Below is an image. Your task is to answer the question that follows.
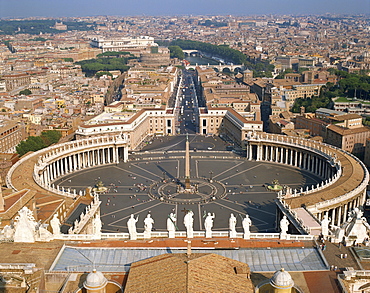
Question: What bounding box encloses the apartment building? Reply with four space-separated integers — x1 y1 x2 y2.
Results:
75 108 175 150
295 114 328 137
90 36 156 54
0 120 26 153
1 73 31 92
326 124 370 158
199 107 263 144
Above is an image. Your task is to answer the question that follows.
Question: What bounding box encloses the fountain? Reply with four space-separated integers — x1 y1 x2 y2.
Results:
267 179 283 191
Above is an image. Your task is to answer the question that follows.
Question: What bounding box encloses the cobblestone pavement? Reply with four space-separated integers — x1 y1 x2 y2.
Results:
55 134 322 234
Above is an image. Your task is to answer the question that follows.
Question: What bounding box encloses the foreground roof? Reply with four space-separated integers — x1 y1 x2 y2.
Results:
124 253 254 293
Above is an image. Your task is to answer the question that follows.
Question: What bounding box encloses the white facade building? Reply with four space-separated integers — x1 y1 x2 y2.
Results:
90 36 156 53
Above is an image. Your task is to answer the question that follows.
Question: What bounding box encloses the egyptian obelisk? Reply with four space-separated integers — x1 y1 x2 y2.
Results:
185 133 191 189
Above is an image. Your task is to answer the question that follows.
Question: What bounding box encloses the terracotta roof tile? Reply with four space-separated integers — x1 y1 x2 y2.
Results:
124 253 254 293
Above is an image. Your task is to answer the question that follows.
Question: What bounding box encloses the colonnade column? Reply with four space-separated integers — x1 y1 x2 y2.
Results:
275 147 278 163
256 145 261 161
265 145 268 161
53 162 57 180
285 149 289 164
123 146 129 162
269 146 273 162
337 206 342 226
87 151 91 167
331 208 336 226
92 150 96 166
77 153 81 170
115 146 119 164
343 204 348 223
69 156 73 172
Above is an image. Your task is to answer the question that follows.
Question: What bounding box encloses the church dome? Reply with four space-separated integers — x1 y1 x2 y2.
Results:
270 268 294 289
84 269 107 290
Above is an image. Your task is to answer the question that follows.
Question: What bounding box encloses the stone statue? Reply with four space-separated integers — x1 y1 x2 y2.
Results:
167 212 177 238
280 215 289 239
204 212 215 238
50 214 61 236
13 207 37 243
144 213 154 239
127 214 139 240
354 207 363 219
92 214 102 238
37 223 53 242
1 225 14 240
184 210 194 238
229 213 237 238
242 214 252 239
321 213 330 239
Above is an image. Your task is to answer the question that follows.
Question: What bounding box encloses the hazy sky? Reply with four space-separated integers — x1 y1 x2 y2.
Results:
0 0 369 18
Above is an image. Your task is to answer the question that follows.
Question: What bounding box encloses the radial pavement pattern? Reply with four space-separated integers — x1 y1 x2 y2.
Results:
55 135 321 233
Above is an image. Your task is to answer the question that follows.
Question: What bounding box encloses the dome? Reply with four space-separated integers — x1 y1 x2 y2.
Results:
84 269 108 290
270 268 294 289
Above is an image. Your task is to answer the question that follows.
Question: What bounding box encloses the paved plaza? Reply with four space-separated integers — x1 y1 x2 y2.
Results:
56 134 322 234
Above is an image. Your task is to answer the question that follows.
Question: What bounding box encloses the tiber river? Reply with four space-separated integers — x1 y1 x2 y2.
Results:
184 56 219 65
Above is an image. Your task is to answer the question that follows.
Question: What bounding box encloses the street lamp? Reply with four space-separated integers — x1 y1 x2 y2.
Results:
163 172 166 181
209 171 213 182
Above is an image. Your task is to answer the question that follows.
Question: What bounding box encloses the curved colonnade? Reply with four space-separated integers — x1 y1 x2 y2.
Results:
5 132 369 237
6 135 129 198
245 133 369 230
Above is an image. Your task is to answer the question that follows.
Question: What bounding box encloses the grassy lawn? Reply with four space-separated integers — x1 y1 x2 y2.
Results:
334 96 351 102
334 96 370 105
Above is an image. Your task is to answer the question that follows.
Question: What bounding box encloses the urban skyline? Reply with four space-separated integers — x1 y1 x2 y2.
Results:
0 0 369 18
0 0 370 291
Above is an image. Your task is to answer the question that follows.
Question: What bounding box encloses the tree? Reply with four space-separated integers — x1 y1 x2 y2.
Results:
41 130 62 146
16 130 61 157
16 136 45 156
76 55 135 77
96 71 113 78
275 68 293 79
168 46 184 59
19 89 32 95
291 95 331 113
